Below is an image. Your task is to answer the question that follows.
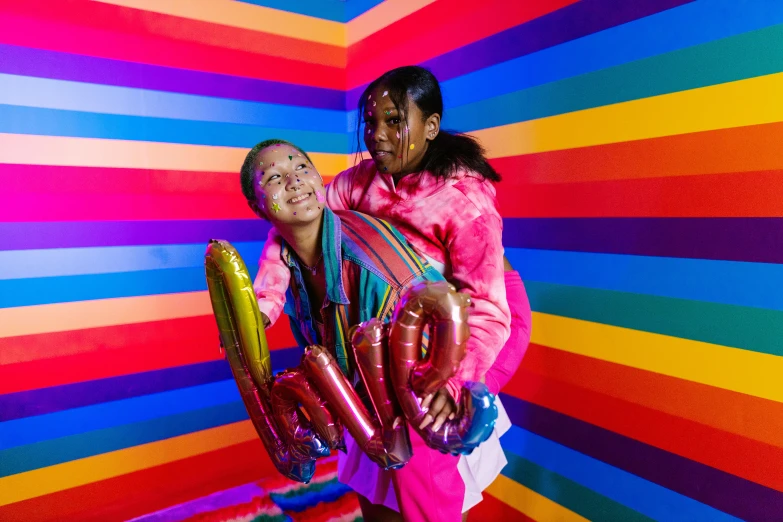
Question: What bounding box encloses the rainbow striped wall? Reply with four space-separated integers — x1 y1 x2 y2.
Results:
1 0 782 520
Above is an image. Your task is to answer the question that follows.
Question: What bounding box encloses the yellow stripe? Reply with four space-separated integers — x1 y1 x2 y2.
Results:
346 0 436 46
486 474 589 522
475 71 783 158
0 134 348 177
91 0 345 47
0 291 212 338
0 420 257 506
532 312 783 404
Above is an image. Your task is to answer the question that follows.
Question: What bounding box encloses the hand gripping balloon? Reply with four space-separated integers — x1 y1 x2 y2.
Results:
205 239 326 482
388 282 498 455
301 344 411 469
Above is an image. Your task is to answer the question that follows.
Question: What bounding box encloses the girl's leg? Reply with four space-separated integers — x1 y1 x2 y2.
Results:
391 425 464 522
358 494 404 522
484 270 531 395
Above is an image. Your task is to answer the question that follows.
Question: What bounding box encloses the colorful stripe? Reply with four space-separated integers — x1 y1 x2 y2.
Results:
2 0 779 519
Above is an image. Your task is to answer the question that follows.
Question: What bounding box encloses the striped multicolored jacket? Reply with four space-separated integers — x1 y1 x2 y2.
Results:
281 208 443 378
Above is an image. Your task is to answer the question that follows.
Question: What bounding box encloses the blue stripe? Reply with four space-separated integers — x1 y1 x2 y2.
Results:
0 242 265 280
439 0 783 109
0 73 349 132
506 248 783 311
235 0 382 22
0 104 349 153
235 0 346 22
500 425 741 522
0 402 249 477
0 267 219 308
0 380 240 450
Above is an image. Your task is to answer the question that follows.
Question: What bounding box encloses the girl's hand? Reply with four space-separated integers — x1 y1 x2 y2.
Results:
418 388 457 431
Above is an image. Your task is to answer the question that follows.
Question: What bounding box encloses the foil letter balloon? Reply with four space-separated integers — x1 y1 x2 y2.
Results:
205 239 318 482
350 319 412 468
301 345 410 469
388 282 498 455
270 368 344 460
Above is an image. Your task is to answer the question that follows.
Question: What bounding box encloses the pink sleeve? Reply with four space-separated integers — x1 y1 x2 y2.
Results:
484 271 532 395
445 213 511 399
253 227 291 326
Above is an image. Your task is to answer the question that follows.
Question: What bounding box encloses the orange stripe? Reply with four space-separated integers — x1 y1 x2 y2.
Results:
0 439 272 521
519 344 783 449
0 292 212 338
491 121 783 184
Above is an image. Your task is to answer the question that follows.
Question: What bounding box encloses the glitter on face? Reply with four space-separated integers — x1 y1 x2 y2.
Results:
409 143 415 150
382 91 388 97
396 131 400 139
273 194 278 200
316 191 325 203
271 202 280 213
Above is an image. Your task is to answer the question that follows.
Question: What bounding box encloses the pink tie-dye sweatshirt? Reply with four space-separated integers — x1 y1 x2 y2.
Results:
254 159 511 398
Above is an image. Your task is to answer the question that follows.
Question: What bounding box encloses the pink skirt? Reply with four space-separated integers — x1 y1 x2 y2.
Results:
337 396 511 513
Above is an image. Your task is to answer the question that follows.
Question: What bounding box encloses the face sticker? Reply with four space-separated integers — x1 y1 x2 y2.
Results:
316 191 325 203
271 202 280 213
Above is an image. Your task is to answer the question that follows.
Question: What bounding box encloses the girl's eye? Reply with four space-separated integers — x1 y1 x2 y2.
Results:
295 163 307 170
389 118 400 125
266 174 280 183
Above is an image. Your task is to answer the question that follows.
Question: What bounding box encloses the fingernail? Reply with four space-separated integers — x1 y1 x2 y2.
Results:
432 421 442 431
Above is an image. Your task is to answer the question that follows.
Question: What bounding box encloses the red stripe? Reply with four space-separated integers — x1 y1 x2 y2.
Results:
0 5 343 90
467 491 533 522
505 366 783 492
0 0 343 67
0 439 274 522
0 317 297 393
517 344 783 450
346 0 577 89
491 121 783 185
497 169 783 218
0 164 238 195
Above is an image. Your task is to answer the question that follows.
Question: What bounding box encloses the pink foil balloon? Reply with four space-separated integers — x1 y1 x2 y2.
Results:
389 281 497 454
302 345 410 469
270 368 345 460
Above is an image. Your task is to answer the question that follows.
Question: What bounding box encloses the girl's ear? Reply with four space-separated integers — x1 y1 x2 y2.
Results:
248 200 267 220
425 113 441 141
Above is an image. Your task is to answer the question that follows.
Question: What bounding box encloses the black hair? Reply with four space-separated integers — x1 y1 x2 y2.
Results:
240 138 313 204
356 65 501 182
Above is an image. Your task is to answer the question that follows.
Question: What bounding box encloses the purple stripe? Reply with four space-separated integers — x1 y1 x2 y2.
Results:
503 218 783 264
501 394 783 521
0 361 230 421
0 44 345 111
0 348 301 421
0 220 270 250
346 0 694 107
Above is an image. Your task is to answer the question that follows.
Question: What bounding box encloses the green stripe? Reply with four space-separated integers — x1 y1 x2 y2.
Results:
456 22 783 129
527 280 783 357
502 451 654 522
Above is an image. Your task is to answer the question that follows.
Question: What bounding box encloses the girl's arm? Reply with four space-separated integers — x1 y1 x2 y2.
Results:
253 227 291 326
445 213 511 399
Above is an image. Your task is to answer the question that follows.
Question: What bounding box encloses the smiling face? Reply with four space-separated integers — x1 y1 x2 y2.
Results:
363 84 440 176
249 144 326 228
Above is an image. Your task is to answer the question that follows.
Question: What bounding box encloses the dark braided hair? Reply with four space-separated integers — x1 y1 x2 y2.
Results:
356 66 501 182
240 138 313 204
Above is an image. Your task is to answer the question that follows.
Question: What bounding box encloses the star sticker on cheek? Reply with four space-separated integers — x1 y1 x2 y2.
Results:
271 202 280 213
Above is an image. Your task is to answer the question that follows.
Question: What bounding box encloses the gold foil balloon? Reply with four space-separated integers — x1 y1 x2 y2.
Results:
205 239 315 482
